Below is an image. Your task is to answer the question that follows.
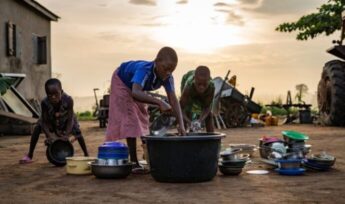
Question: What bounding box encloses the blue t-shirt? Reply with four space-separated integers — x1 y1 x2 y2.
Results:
117 60 174 92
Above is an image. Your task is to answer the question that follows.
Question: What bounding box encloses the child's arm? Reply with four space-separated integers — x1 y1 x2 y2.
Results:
198 87 215 122
167 91 186 136
179 86 192 125
132 84 171 112
64 97 74 138
40 102 54 140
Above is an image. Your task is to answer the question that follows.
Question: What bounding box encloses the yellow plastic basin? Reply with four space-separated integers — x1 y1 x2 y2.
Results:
66 156 97 175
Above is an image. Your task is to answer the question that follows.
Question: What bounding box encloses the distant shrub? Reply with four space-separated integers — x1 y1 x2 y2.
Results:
261 106 287 116
77 111 95 121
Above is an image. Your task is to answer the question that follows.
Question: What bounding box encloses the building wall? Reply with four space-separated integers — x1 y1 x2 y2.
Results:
0 0 52 100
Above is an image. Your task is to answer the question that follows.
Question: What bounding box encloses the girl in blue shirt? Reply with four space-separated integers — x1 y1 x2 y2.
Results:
106 47 186 172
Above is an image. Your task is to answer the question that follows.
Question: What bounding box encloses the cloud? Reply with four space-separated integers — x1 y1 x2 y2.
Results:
176 0 188 4
215 9 245 26
96 32 124 41
97 3 108 7
215 0 323 15
140 22 168 27
214 2 244 26
129 0 156 6
214 2 232 7
150 15 167 20
226 11 245 26
237 0 261 5
250 0 325 14
215 9 230 13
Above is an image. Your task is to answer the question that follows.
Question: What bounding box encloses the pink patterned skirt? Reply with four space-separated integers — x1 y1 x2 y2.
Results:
105 69 149 141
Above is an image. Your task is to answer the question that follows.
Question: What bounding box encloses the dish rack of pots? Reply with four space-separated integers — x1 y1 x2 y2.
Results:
259 130 336 175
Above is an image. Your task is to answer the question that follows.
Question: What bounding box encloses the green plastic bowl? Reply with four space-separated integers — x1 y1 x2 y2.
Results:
282 130 309 141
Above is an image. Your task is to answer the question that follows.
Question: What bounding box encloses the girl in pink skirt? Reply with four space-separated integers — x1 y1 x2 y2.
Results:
106 47 186 172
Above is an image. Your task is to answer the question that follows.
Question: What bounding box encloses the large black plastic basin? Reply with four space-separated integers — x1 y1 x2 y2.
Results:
143 133 225 183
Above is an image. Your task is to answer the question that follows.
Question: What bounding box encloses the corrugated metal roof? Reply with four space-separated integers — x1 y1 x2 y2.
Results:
16 0 60 21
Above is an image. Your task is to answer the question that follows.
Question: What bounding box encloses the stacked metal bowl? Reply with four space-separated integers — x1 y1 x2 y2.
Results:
218 148 247 176
275 159 305 176
229 144 257 157
90 142 132 179
303 153 336 171
282 130 311 158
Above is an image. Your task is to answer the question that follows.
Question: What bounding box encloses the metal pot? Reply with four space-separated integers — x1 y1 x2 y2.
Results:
91 162 132 179
66 156 97 175
221 158 247 168
220 148 242 160
218 164 242 176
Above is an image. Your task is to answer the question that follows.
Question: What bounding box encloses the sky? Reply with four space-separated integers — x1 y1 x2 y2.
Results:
39 0 337 106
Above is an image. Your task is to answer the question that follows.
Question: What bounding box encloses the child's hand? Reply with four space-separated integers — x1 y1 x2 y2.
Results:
60 134 69 141
70 136 77 143
178 126 186 136
184 122 191 132
159 100 172 113
55 130 63 138
191 120 202 132
44 137 54 146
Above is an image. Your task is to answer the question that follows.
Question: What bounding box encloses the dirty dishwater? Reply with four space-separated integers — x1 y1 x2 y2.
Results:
150 114 175 136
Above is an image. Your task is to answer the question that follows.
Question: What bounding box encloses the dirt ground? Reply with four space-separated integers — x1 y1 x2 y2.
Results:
0 121 344 204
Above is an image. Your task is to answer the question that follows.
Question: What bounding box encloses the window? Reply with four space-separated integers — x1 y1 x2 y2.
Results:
33 35 47 64
6 21 16 57
37 36 47 64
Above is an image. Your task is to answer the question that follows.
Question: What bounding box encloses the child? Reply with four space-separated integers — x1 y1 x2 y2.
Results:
180 66 215 132
19 78 89 164
106 47 186 172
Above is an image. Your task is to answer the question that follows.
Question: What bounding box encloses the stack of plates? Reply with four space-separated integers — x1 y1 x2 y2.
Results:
219 158 247 176
275 168 305 176
275 159 305 176
303 155 336 171
276 159 302 169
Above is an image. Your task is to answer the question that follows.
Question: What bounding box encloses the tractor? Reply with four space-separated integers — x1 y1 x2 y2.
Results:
317 11 345 126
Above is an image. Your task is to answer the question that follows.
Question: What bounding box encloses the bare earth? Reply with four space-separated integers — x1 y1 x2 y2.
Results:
0 121 344 204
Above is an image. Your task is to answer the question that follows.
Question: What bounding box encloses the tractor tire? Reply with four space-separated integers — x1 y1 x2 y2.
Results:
223 102 249 128
317 60 345 126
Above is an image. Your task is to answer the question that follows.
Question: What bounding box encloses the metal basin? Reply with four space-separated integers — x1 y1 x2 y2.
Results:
91 162 132 179
46 140 74 167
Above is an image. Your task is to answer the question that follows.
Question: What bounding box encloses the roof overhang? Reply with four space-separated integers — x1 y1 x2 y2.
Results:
16 0 60 21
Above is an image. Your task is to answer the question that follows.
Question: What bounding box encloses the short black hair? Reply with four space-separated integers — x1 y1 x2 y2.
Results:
45 78 62 91
195 65 211 78
155 46 178 65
